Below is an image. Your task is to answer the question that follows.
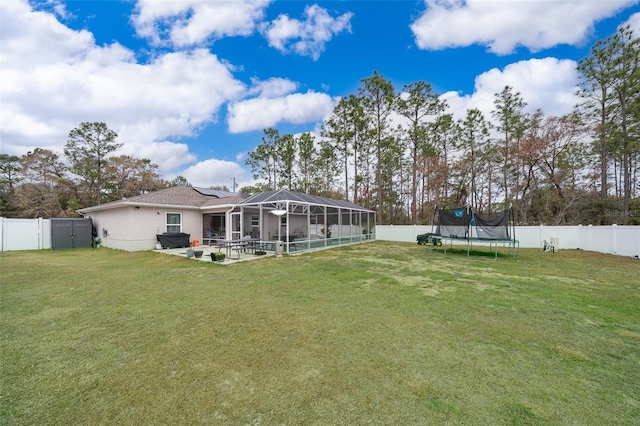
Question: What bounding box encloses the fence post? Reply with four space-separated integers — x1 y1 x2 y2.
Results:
38 217 43 250
577 224 582 250
612 224 617 254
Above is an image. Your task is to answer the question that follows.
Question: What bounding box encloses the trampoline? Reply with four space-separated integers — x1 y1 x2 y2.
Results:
417 207 519 258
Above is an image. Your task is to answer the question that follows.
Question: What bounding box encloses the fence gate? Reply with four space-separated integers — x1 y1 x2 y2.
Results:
51 218 94 250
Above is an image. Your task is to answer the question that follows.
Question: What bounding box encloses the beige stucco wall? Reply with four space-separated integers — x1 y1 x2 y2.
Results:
86 206 203 251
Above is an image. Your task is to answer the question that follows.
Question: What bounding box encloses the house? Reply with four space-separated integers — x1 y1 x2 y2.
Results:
78 186 376 253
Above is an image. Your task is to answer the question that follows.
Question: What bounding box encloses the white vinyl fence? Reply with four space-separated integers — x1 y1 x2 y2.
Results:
3 217 639 258
376 224 640 258
1 217 52 251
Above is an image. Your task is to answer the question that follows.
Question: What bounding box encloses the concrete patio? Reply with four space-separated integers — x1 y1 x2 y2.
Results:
154 244 276 265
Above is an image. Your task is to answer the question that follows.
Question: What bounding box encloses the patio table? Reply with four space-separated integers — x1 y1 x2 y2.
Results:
214 238 262 259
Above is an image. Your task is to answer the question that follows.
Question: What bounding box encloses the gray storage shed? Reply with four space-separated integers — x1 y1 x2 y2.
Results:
51 218 94 250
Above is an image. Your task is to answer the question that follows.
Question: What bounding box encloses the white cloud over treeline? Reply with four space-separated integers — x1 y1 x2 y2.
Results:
411 0 638 54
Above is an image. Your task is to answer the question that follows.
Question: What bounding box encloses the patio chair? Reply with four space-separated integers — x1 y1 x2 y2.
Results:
205 230 216 245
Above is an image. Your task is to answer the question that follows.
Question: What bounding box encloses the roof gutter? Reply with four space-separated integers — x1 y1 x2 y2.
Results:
79 201 241 215
78 201 205 214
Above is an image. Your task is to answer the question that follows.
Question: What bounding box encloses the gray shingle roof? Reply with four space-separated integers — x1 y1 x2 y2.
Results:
79 187 369 214
125 186 211 206
124 186 243 207
78 186 244 213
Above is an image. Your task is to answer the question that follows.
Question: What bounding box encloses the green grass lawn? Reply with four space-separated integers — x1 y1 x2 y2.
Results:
1 242 639 425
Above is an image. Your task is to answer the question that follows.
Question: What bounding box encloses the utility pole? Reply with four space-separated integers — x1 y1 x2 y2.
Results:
231 177 237 193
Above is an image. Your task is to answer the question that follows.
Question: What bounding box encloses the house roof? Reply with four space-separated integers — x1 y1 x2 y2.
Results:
78 187 372 214
240 189 373 212
78 186 245 213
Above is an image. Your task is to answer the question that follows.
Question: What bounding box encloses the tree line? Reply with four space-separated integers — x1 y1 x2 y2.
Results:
0 122 181 218
1 27 637 225
245 26 639 225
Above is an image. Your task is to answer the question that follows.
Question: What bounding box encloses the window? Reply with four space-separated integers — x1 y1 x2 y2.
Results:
166 213 182 233
251 215 259 227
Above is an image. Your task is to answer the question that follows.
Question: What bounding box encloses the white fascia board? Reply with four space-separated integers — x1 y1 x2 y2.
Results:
78 201 202 214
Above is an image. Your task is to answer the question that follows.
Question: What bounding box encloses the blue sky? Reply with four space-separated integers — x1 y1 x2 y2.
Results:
1 0 639 189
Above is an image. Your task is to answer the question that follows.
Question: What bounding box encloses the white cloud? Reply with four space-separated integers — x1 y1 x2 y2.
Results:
0 0 245 172
180 158 248 188
262 4 353 60
247 77 298 97
441 57 580 123
126 141 197 172
227 91 335 133
1 0 95 69
411 0 637 54
133 0 272 47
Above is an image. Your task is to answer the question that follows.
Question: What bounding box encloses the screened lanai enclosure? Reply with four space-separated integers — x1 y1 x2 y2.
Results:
228 190 375 254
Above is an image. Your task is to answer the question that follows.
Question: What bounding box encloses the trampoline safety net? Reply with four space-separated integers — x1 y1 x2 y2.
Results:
436 207 511 241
